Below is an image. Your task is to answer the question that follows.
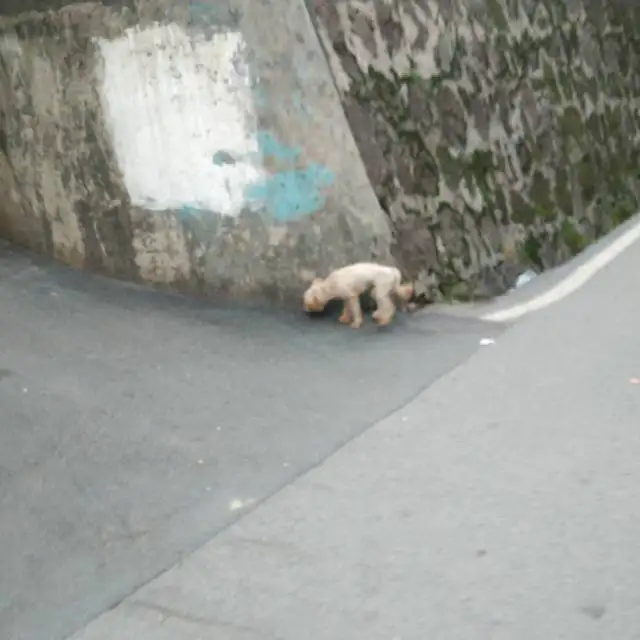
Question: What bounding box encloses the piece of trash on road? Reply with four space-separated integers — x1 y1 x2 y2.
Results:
514 269 537 289
629 377 640 385
479 338 495 346
229 498 255 512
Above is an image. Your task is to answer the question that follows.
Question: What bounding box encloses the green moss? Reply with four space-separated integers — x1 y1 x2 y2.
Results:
584 112 608 146
494 189 509 226
542 59 561 101
440 279 473 302
485 0 509 31
558 106 584 139
554 167 573 214
436 146 463 189
600 186 637 227
560 218 587 255
530 171 556 218
556 68 576 99
511 192 536 225
602 104 627 145
575 155 598 202
465 149 494 184
521 234 544 270
411 159 440 198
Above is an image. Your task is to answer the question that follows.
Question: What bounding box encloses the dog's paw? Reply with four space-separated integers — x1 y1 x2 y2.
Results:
338 311 351 324
373 312 393 326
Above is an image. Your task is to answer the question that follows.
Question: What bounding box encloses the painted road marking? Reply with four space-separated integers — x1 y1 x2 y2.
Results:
482 215 640 322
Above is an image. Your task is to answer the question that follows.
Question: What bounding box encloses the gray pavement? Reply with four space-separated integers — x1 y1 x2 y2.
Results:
0 242 503 640
67 234 640 639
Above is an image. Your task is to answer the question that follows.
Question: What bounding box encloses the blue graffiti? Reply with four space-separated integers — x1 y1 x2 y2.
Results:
188 3 212 12
178 205 210 217
251 85 268 109
187 0 242 31
241 130 334 221
244 164 334 221
255 131 300 163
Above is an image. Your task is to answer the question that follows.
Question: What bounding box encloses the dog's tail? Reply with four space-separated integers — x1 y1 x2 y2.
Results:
394 282 414 302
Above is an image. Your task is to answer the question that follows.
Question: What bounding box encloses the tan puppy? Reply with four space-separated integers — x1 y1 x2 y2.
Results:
303 262 413 328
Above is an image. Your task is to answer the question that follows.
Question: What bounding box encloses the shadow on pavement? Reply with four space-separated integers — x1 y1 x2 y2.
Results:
0 244 503 640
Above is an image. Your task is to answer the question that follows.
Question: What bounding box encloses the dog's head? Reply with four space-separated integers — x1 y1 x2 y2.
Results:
303 278 328 312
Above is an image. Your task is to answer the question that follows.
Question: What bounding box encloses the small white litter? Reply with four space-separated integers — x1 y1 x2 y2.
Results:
514 269 537 289
229 498 255 512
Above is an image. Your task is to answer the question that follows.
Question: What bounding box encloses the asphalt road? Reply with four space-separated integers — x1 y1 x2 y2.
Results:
71 228 640 640
0 243 503 640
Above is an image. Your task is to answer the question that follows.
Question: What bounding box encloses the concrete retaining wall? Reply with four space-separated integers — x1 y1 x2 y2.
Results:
0 0 391 304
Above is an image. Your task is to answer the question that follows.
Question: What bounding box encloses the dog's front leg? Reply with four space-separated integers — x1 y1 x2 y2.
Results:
338 300 352 324
372 292 396 326
346 296 363 328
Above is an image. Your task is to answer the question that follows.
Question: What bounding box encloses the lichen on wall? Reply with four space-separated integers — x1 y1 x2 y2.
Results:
310 0 640 300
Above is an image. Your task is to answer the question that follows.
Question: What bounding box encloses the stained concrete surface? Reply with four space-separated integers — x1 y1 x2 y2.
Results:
0 242 503 640
0 0 390 303
71 226 640 640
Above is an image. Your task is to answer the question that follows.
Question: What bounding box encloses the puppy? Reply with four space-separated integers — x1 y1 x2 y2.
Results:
303 262 413 328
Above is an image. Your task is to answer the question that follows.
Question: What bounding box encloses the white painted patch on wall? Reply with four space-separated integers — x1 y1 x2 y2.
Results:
95 24 263 216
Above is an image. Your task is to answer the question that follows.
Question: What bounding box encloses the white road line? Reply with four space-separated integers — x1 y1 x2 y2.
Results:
482 215 640 323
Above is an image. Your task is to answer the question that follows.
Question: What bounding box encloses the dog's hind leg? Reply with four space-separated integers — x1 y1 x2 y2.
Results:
346 296 363 328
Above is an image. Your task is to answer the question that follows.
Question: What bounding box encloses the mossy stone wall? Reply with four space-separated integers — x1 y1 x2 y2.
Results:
310 0 640 300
